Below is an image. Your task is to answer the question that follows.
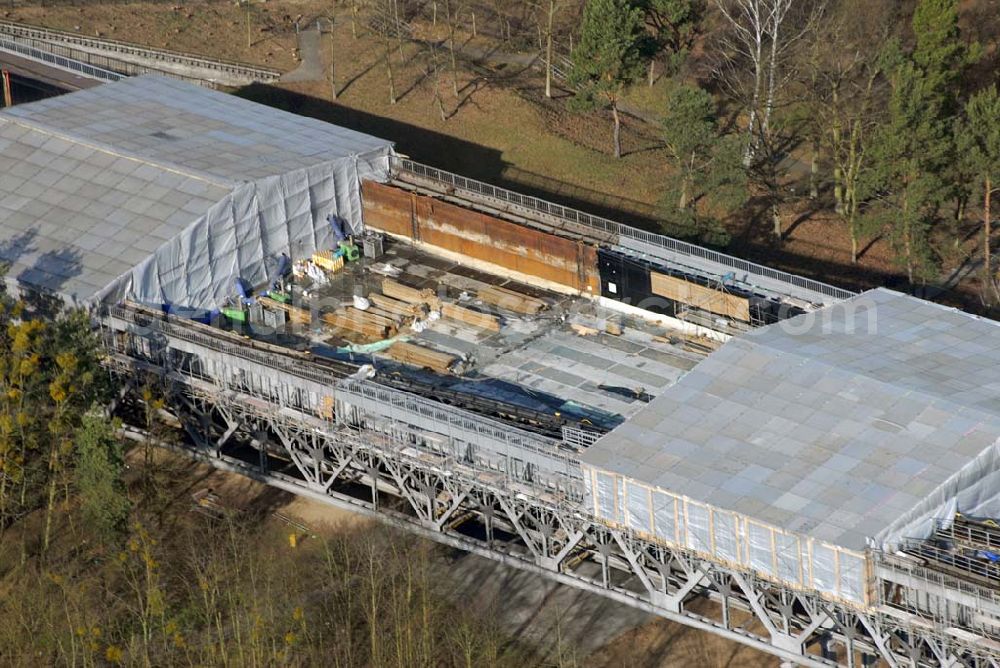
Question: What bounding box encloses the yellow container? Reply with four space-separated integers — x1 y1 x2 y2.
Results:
312 250 345 273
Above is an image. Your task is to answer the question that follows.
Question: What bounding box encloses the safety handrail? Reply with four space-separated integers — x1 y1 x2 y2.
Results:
0 19 281 81
392 157 855 303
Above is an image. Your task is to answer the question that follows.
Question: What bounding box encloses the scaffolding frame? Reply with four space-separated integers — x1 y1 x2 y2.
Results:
102 304 1000 668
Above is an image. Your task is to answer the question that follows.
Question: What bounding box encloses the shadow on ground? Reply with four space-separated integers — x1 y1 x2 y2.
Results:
236 84 986 313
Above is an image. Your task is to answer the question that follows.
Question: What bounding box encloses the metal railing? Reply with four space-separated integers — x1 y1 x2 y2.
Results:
900 538 1000 586
392 157 856 303
0 36 123 83
106 305 338 388
0 35 218 88
876 550 1000 639
936 517 1000 551
337 377 582 478
0 20 281 82
561 425 602 449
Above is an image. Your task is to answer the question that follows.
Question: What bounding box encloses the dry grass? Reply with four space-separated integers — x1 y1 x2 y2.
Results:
3 1 989 303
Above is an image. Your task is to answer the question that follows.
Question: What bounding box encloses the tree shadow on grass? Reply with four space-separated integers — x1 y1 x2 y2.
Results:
237 84 985 308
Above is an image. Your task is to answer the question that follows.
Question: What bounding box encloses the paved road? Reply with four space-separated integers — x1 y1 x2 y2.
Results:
281 28 324 83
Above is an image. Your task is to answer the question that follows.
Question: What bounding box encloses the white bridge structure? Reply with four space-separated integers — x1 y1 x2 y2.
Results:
2 76 999 667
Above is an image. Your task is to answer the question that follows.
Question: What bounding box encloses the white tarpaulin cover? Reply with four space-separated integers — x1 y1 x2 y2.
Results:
581 289 1000 607
0 75 393 308
583 466 870 606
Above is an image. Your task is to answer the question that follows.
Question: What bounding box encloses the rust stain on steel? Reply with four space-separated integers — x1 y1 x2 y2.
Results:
362 181 602 292
361 181 413 236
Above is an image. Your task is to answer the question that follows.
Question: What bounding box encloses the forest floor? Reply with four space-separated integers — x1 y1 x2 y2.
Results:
5 0 983 313
146 447 774 667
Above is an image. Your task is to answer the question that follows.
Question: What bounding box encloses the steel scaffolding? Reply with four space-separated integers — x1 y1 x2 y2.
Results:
102 304 1000 668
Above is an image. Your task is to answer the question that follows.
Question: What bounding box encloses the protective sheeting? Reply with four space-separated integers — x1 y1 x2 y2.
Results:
0 75 394 307
626 480 652 534
652 491 677 543
584 466 869 607
97 153 391 308
582 289 1000 560
873 439 1000 551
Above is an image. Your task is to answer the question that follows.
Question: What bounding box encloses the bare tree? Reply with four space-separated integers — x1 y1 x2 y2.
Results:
444 0 462 97
373 0 398 104
542 0 562 98
714 0 821 165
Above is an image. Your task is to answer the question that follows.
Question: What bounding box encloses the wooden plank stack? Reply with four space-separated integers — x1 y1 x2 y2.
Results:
322 307 396 339
369 292 424 319
312 250 345 274
386 341 456 374
441 302 501 332
381 278 440 310
476 285 547 315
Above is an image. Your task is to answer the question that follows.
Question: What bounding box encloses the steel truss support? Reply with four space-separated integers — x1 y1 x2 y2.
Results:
103 331 1000 668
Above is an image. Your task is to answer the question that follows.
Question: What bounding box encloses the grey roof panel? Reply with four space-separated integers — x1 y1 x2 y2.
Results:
583 289 1000 550
0 76 392 304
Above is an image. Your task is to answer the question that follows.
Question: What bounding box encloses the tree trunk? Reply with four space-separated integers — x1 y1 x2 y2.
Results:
446 0 459 97
393 0 405 61
762 2 784 140
611 103 622 159
985 177 994 303
432 50 447 121
744 35 763 166
772 200 781 240
544 0 555 99
831 85 844 215
648 58 655 87
809 138 819 199
42 445 59 552
351 0 358 39
847 181 859 264
384 39 397 104
329 17 337 101
903 190 913 284
245 2 252 48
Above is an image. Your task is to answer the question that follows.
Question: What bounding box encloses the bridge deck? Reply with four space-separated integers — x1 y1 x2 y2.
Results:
0 49 102 92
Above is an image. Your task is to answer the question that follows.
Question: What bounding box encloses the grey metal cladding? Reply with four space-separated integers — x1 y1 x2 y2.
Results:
583 289 1000 551
0 75 394 306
